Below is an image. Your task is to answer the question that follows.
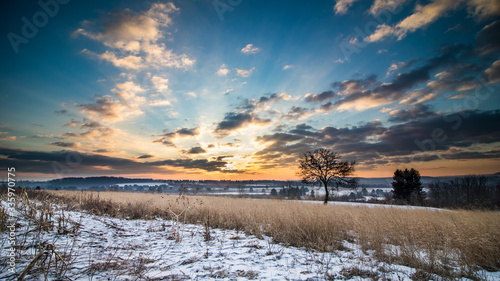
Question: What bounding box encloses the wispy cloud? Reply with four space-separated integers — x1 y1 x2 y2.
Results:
334 0 360 15
369 0 408 15
0 136 17 141
235 67 255 77
365 0 500 43
241 44 260 54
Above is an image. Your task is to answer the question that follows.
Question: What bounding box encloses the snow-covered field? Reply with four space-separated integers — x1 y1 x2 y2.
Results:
1 199 499 280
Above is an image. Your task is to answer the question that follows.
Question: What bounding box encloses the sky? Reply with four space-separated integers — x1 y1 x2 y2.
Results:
0 0 499 181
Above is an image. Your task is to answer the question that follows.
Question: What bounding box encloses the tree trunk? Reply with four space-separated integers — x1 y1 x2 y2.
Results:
323 181 329 205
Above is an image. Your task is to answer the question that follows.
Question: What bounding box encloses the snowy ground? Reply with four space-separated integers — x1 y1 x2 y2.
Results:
1 200 499 280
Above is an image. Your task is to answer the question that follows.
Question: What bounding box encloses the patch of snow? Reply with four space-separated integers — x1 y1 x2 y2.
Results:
1 200 498 280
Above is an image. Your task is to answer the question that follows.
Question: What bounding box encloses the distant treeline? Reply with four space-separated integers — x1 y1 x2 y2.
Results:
428 175 500 208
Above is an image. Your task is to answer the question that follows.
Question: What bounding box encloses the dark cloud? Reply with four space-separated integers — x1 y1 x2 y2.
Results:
78 96 119 119
175 127 199 136
251 110 500 166
185 146 207 154
214 93 289 136
328 45 472 111
237 93 289 112
220 169 247 174
153 127 200 147
258 93 287 104
255 133 304 143
54 110 69 115
304 91 336 102
214 112 271 136
284 106 309 119
485 59 500 84
442 150 500 160
0 147 157 175
337 110 500 158
331 75 377 91
289 123 319 137
319 121 385 147
388 104 437 123
213 155 232 161
0 147 231 175
476 20 500 56
138 154 154 159
377 66 432 96
149 158 227 172
48 142 80 148
62 120 115 139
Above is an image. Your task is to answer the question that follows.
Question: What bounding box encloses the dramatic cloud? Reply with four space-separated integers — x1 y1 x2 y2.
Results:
0 147 163 175
251 110 500 167
328 45 471 111
75 3 194 70
241 44 260 54
0 147 229 174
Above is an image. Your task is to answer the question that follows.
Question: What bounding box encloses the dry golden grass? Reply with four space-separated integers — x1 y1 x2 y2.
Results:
45 190 500 278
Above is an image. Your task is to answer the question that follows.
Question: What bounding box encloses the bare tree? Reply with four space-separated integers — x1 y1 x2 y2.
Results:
297 148 356 204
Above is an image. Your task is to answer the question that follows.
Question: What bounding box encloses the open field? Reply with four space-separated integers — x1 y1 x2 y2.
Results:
40 190 500 278
2 189 500 280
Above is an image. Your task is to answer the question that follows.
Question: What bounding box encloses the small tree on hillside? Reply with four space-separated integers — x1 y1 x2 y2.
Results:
391 168 424 204
297 148 356 204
